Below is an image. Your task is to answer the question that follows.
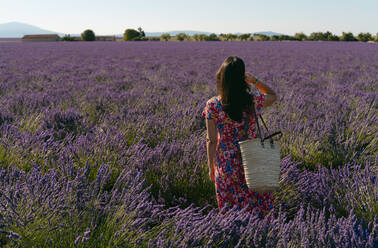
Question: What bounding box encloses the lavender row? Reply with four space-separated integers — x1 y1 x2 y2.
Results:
0 155 375 247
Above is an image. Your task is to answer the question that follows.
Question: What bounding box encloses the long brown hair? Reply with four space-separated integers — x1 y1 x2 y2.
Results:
216 56 253 123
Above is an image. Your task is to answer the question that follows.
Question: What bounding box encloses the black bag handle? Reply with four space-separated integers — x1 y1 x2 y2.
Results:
243 94 282 145
258 110 282 143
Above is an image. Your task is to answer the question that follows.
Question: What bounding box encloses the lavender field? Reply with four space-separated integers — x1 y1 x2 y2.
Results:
0 41 376 247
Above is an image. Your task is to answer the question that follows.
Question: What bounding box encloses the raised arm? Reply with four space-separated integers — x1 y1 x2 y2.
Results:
245 73 278 108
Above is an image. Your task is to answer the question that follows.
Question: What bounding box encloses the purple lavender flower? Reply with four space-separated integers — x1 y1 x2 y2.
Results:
0 41 376 247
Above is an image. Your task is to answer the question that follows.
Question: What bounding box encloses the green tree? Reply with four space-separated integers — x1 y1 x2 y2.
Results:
340 32 357 41
324 31 332 40
238 33 251 41
278 34 295 41
160 33 171 41
137 27 145 37
61 34 75 41
176 33 188 41
323 31 339 41
134 27 148 41
198 34 208 41
148 37 160 41
357 32 373 42
218 33 226 40
374 33 378 42
123 29 140 41
328 34 339 41
309 32 327 41
294 32 307 41
253 34 269 41
206 33 220 41
270 35 280 41
192 34 200 41
329 35 340 41
225 33 238 41
81 29 95 41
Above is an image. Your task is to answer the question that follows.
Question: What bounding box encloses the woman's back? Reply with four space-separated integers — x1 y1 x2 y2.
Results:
202 90 274 216
203 91 265 144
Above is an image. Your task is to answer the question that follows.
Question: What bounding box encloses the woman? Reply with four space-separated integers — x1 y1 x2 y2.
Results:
202 56 278 217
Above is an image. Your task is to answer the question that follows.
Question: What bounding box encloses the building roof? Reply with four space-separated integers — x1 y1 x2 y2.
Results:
22 34 60 39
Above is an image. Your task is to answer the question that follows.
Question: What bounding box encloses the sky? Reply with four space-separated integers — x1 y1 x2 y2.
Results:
1 0 377 36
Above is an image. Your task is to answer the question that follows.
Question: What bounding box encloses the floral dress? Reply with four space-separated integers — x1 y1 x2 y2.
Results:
202 90 274 217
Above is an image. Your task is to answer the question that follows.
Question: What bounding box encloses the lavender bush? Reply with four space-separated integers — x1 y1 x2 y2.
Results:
0 41 376 247
41 108 86 140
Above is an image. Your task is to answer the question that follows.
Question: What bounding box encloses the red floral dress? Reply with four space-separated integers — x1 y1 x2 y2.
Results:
202 90 274 217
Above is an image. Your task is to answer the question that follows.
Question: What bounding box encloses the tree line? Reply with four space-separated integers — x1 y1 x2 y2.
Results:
62 28 378 42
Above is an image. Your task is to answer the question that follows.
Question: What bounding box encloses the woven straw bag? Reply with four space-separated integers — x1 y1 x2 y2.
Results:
238 98 282 193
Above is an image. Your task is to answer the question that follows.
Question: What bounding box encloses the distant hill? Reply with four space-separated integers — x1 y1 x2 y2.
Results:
251 31 285 36
0 22 65 38
0 22 287 38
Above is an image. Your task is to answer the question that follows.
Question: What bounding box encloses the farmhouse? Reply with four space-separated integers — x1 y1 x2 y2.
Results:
22 34 60 42
96 36 116 41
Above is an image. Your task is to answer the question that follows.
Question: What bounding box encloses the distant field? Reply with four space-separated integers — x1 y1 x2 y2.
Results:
0 41 376 247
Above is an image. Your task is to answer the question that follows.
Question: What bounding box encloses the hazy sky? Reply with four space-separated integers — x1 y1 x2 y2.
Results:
1 0 377 35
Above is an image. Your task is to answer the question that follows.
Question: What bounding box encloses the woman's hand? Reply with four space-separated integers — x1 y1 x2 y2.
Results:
245 74 278 108
245 72 257 85
209 166 215 182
